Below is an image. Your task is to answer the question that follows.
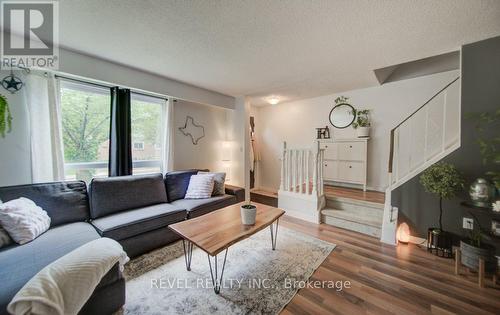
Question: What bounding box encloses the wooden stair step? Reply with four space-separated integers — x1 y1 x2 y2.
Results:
322 209 383 228
321 208 382 238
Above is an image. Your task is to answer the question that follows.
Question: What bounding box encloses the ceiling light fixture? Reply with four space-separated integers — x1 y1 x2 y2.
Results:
268 97 279 105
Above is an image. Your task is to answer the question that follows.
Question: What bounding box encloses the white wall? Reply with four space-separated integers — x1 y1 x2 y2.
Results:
254 70 460 192
173 100 231 177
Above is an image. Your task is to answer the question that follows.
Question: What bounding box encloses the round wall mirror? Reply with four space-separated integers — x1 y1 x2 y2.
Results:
329 103 356 129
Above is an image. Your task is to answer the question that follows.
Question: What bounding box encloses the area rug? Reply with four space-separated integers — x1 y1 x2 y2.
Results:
122 226 335 315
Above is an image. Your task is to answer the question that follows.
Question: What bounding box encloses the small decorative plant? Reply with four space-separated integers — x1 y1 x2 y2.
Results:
464 212 493 248
334 95 349 105
467 109 500 190
240 202 257 225
420 162 464 232
0 94 12 138
241 202 256 209
351 109 371 129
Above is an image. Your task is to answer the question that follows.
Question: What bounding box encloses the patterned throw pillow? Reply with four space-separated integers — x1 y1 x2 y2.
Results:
0 197 51 244
198 171 226 196
184 174 215 199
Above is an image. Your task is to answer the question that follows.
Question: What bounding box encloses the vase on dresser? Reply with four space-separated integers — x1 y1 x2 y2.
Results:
320 138 368 191
356 126 370 138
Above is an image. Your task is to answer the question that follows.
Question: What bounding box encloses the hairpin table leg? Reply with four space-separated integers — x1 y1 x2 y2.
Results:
182 239 193 271
270 219 280 250
207 249 228 294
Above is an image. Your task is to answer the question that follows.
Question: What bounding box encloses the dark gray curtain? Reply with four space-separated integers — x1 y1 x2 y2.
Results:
108 87 132 176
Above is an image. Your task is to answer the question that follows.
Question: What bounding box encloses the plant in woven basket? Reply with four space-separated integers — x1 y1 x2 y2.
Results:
420 162 464 232
0 94 12 138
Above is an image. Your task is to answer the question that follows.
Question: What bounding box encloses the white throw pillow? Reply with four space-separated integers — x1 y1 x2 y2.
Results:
198 171 226 196
185 174 215 199
0 197 51 244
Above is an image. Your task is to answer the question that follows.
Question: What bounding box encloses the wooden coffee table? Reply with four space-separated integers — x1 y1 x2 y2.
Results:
169 202 285 294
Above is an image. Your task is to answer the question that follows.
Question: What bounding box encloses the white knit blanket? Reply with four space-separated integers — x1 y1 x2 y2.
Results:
7 238 129 315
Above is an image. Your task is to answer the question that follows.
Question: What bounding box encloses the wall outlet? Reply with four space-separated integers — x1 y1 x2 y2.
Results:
463 217 474 230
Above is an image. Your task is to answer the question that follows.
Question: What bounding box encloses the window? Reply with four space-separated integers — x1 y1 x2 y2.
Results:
131 93 164 175
60 80 110 182
59 78 166 180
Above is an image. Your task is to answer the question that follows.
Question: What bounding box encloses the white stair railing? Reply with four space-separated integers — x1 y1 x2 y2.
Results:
381 76 461 245
389 76 461 190
280 141 324 197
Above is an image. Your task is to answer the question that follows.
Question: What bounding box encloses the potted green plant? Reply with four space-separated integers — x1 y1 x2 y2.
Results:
460 213 496 272
467 109 500 194
351 109 371 138
0 94 12 138
240 202 257 225
420 162 464 257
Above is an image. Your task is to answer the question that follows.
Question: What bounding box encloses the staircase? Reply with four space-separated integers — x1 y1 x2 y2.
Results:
277 76 461 242
321 194 384 237
381 76 462 244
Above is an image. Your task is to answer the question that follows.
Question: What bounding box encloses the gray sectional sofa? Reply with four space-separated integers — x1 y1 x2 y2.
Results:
0 170 244 315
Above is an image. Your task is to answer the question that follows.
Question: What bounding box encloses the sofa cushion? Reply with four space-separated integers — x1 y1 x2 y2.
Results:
164 169 208 202
0 222 103 312
170 194 237 218
89 174 168 219
0 181 89 227
90 203 187 241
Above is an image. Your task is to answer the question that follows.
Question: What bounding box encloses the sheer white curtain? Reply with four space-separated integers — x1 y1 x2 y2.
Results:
26 71 65 182
161 98 174 173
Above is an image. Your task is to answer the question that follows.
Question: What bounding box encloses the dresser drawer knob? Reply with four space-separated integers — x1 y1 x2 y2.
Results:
349 165 352 168
349 145 352 148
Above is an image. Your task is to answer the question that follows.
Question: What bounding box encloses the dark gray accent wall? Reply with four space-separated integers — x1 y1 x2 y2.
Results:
392 36 500 252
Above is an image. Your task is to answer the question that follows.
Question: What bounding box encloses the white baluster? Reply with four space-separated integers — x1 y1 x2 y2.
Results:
320 150 324 195
287 149 291 192
290 150 295 191
312 146 318 196
293 149 299 192
305 150 310 195
299 150 303 194
280 142 286 191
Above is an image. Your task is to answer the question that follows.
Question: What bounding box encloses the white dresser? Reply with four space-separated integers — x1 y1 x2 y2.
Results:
319 138 369 191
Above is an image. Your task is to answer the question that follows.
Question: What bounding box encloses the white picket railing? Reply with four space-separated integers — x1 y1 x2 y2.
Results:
279 141 324 197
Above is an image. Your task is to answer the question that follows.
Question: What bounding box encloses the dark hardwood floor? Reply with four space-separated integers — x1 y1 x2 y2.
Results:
281 215 500 315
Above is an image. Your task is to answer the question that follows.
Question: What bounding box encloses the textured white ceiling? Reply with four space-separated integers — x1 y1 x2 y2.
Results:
58 0 500 105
